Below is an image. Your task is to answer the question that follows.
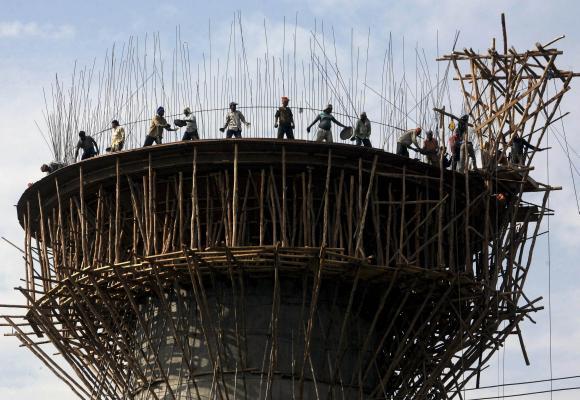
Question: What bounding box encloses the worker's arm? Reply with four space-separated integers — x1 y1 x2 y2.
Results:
220 114 230 132
522 138 541 151
289 109 295 128
74 147 80 161
331 116 346 129
239 111 250 126
306 115 320 133
274 109 280 128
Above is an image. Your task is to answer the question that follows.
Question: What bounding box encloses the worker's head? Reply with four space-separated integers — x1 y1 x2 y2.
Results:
40 164 49 172
324 104 333 113
281 96 289 106
229 102 237 111
157 106 165 116
460 114 469 121
360 112 367 120
426 130 433 140
183 107 192 115
111 120 119 128
79 130 86 139
415 127 422 135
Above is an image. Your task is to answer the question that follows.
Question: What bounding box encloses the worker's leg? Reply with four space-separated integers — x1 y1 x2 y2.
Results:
363 138 372 148
396 143 409 157
234 130 242 138
143 135 155 147
192 130 200 140
468 143 477 169
226 129 235 139
356 138 362 146
285 126 295 139
326 130 333 143
316 129 326 142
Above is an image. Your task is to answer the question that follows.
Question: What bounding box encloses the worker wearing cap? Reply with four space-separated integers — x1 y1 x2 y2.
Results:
144 106 177 147
274 96 295 139
109 120 125 152
220 102 250 138
396 127 422 157
353 112 372 147
182 107 199 141
306 104 346 143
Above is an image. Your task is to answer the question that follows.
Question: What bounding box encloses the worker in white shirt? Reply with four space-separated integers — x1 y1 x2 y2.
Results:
108 120 125 152
396 127 422 157
219 102 250 138
181 107 199 140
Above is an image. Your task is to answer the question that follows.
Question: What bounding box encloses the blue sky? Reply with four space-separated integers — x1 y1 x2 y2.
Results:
1 1 580 399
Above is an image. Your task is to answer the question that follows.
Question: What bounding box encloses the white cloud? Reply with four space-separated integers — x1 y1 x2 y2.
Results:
0 21 75 40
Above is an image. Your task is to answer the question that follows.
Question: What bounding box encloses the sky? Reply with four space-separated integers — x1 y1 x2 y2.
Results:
1 1 580 399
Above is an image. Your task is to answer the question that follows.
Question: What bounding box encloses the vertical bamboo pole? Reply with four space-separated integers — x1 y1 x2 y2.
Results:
190 147 198 249
281 146 287 246
114 158 121 263
232 144 239 246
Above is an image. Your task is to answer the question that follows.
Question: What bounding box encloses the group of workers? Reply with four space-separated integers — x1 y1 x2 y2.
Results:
40 97 543 175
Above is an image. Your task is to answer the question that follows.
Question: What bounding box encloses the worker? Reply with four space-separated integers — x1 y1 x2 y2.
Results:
353 112 372 147
107 120 125 152
450 115 469 170
274 96 295 139
448 130 460 170
182 107 199 140
306 104 347 143
219 102 250 138
510 135 544 165
422 130 439 165
396 127 422 157
40 161 66 175
144 106 177 147
75 131 99 161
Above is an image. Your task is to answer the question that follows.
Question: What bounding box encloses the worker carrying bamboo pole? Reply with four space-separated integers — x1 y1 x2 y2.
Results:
353 112 372 147
422 130 439 165
144 106 177 146
75 131 99 161
219 102 250 138
181 107 199 141
306 104 347 143
107 120 125 152
274 96 295 139
396 127 422 157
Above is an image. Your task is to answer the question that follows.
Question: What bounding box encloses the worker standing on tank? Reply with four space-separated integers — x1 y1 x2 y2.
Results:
108 120 125 152
274 96 295 139
422 130 439 165
306 104 347 143
75 131 99 161
144 106 177 147
353 112 372 147
396 127 422 157
181 107 199 141
219 102 250 138
510 135 545 165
